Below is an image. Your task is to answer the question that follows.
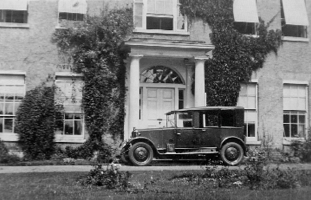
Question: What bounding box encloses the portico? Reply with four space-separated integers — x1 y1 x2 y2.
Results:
124 38 214 139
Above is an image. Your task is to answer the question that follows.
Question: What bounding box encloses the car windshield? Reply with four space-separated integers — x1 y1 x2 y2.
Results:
166 112 193 128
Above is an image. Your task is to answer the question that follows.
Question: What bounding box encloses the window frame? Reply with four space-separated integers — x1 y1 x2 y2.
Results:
283 83 308 140
233 0 259 36
281 0 309 39
0 72 26 142
54 73 86 143
237 82 258 142
133 0 188 35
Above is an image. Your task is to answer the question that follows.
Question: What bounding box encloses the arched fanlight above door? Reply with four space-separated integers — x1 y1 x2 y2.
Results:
140 66 183 84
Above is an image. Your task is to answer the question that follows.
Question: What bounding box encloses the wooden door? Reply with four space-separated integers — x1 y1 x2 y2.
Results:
145 88 175 128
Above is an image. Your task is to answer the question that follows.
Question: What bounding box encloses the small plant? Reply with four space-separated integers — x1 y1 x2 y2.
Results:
0 140 20 164
78 162 131 190
64 140 112 162
290 138 311 162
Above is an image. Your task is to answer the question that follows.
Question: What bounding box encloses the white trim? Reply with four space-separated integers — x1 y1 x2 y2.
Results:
283 80 309 85
54 135 86 143
0 23 29 28
0 71 26 76
283 137 306 145
133 29 190 35
140 83 186 89
126 40 214 50
282 36 309 42
0 133 19 141
55 72 83 78
246 140 261 145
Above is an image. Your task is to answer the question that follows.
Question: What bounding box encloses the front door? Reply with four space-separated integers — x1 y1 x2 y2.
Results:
145 88 175 128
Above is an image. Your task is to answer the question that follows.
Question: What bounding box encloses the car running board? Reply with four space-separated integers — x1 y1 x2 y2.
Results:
161 147 218 155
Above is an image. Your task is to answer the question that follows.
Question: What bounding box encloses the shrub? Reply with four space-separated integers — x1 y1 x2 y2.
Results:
290 139 311 162
78 163 131 190
15 83 63 160
64 139 112 162
0 140 20 164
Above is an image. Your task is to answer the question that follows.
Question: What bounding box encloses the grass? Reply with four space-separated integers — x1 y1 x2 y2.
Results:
0 170 311 200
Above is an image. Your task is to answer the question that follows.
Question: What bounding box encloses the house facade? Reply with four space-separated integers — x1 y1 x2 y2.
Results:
0 0 310 154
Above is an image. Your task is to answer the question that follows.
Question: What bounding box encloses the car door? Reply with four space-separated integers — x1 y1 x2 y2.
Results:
175 128 196 149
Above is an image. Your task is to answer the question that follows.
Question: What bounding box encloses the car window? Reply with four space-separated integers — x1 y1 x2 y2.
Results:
176 112 193 128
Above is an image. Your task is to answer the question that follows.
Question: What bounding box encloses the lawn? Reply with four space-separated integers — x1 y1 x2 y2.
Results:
0 170 311 200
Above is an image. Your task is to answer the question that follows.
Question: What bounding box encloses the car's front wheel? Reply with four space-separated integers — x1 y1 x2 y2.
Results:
128 142 153 166
220 142 244 166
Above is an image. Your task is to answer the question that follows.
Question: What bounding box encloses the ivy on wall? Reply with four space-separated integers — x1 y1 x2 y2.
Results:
52 8 133 152
180 0 282 106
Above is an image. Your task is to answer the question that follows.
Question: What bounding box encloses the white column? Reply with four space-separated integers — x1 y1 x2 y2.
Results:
194 56 209 107
128 54 143 135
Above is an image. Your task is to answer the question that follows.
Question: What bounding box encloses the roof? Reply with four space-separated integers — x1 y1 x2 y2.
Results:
166 106 244 115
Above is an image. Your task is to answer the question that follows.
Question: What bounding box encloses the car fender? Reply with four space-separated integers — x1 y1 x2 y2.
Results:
126 137 159 155
220 136 247 155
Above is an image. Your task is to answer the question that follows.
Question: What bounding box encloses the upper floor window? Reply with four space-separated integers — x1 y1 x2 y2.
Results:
233 0 259 35
134 0 187 33
58 0 87 22
0 0 28 24
281 0 309 38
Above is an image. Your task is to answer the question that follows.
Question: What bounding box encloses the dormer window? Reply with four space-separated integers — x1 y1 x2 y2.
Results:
233 0 259 35
134 0 187 33
281 0 309 38
58 0 87 22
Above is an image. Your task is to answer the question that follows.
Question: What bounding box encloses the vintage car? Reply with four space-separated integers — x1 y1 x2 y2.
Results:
119 106 246 166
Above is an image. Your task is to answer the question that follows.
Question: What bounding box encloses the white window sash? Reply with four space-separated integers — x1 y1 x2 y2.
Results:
58 0 87 14
283 84 307 111
134 0 186 32
0 0 28 11
282 0 309 26
233 0 259 23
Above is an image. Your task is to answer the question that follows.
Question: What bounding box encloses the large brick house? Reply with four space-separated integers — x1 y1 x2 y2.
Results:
0 0 310 154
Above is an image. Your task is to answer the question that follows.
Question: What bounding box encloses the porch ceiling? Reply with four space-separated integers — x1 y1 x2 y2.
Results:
125 38 214 59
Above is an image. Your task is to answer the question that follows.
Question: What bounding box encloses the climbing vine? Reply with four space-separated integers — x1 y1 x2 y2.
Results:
180 0 282 106
52 7 133 153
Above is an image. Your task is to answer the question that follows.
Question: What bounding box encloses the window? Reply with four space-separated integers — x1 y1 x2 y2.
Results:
58 0 87 22
233 0 259 35
283 84 307 138
0 74 25 134
55 76 84 136
134 0 187 32
0 0 28 24
237 83 257 139
281 0 309 38
140 66 183 84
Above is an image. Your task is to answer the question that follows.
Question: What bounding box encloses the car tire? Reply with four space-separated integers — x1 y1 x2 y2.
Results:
220 142 244 166
128 142 153 166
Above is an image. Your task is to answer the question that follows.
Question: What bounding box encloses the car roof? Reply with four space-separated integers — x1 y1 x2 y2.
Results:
166 106 244 115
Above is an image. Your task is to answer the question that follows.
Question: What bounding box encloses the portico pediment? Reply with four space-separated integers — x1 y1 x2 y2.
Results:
125 38 214 59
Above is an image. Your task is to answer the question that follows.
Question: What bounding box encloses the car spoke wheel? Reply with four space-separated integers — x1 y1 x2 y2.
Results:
129 142 153 166
220 142 244 166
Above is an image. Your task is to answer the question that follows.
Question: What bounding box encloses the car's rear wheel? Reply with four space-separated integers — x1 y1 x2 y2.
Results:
128 142 153 166
220 142 244 166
